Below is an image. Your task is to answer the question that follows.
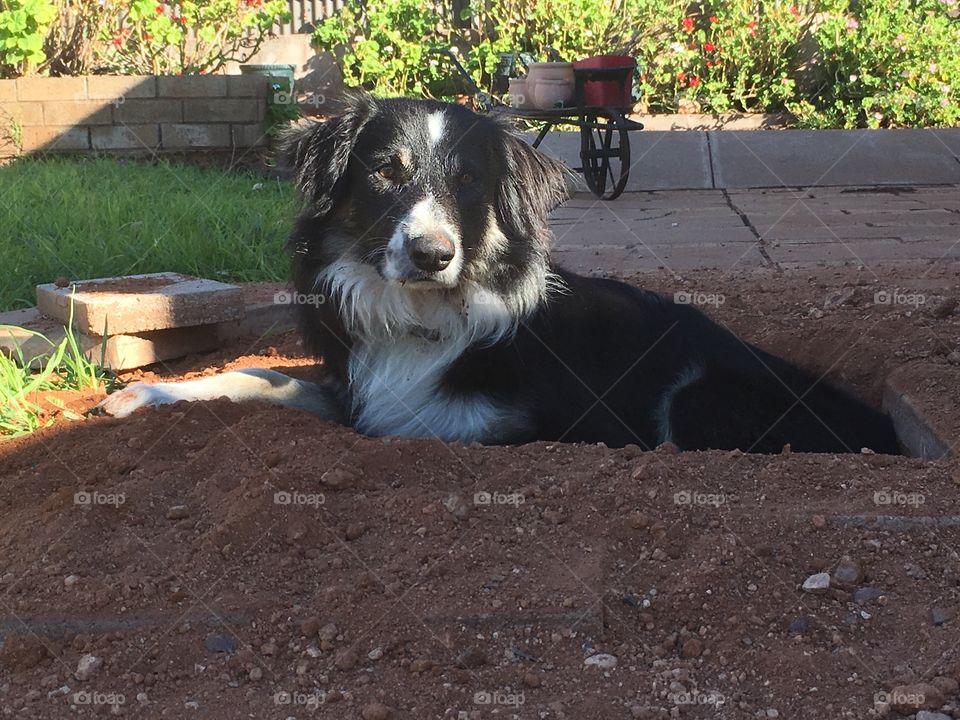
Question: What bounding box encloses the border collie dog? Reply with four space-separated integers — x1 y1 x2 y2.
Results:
101 94 900 454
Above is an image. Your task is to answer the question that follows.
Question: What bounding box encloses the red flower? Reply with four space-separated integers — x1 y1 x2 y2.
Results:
677 71 686 83
706 60 714 68
789 5 799 15
688 76 701 88
155 4 164 14
709 15 718 23
682 17 694 32
747 20 758 29
112 36 123 47
703 42 715 52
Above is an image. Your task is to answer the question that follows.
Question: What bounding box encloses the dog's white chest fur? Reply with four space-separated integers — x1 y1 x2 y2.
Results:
348 334 503 442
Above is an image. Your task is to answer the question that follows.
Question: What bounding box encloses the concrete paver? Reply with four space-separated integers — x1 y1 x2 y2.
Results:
526 128 960 191
548 185 960 273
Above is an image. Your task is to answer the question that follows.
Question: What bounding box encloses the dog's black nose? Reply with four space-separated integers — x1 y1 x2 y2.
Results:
408 234 455 272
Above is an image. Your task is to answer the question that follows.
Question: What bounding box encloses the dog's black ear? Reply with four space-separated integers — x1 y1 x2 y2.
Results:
496 133 571 242
278 91 378 217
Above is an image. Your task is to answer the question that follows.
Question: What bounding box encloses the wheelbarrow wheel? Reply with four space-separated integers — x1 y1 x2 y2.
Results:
579 109 631 200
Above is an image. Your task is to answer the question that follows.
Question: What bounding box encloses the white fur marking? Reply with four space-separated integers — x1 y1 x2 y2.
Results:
98 369 341 420
427 112 446 145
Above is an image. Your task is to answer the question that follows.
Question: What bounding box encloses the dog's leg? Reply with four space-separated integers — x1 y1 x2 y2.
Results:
97 368 346 423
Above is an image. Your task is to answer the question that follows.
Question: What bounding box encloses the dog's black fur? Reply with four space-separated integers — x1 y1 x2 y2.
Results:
278 93 900 454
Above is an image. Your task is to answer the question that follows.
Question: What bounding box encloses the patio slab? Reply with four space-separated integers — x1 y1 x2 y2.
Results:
709 129 960 188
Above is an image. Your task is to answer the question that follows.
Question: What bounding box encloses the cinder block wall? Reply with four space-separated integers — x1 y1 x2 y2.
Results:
0 75 271 157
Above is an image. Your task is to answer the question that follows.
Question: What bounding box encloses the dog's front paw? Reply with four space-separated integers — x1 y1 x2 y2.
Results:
97 383 176 418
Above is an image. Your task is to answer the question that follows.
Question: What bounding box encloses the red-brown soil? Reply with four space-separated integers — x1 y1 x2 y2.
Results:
0 264 958 719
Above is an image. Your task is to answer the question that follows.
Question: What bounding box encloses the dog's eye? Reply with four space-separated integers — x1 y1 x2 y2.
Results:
459 172 474 186
375 164 396 180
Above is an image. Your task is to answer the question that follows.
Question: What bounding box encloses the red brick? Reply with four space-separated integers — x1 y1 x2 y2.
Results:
42 100 112 126
157 75 227 97
183 97 258 123
16 76 86 102
90 125 160 151
161 123 230 149
21 126 89 152
0 102 43 126
86 75 156 100
113 98 182 124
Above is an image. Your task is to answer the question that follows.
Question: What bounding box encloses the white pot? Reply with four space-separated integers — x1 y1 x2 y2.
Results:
508 78 532 109
532 79 573 109
526 61 575 86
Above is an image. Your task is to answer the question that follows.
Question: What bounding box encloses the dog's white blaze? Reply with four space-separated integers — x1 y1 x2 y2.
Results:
427 111 446 145
384 195 463 286
656 364 704 444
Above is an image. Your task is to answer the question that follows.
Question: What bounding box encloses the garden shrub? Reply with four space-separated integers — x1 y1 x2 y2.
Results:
312 0 960 128
786 0 960 128
0 0 289 76
96 0 291 75
0 0 58 77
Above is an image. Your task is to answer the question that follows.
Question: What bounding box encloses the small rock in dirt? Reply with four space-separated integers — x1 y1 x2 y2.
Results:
455 646 487 669
443 494 471 519
656 441 679 454
368 647 384 661
345 522 366 541
543 509 565 525
334 647 359 671
64 575 80 588
165 505 189 520
930 607 954 626
787 616 813 635
204 634 237 654
930 296 958 318
811 514 826 528
322 468 357 490
948 350 960 366
931 676 959 695
824 286 855 309
318 623 338 642
833 556 863 585
409 659 433 674
802 573 830 593
853 587 884 604
916 712 951 720
680 639 703 658
75 654 102 681
888 682 944 713
300 617 321 636
285 520 307 544
522 671 542 688
248 667 263 682
584 653 618 670
361 703 393 720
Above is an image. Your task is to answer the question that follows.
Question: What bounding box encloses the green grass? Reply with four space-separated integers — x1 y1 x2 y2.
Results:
1 299 114 439
0 156 298 311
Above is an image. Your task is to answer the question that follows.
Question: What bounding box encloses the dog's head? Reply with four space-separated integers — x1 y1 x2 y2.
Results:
282 93 569 292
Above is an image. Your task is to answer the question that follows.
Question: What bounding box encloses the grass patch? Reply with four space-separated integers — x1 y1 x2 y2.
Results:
0 156 297 311
1 300 114 439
